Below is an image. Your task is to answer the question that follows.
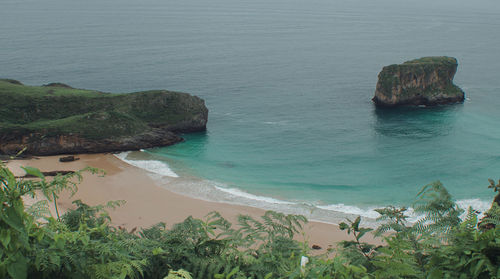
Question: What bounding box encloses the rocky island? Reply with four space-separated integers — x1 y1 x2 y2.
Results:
0 79 208 155
372 56 465 107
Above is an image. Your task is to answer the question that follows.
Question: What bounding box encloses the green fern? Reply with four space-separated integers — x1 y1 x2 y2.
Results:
164 269 193 279
374 206 409 235
4 159 500 279
479 178 500 230
236 211 307 246
480 203 500 229
413 181 463 236
26 199 50 220
460 206 479 231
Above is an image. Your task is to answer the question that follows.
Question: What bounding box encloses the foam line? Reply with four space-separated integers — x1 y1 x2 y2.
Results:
317 204 380 219
114 152 494 224
114 152 179 178
214 186 294 205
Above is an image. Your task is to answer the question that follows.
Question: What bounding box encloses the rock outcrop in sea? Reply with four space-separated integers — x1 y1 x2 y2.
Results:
0 79 208 155
372 56 465 107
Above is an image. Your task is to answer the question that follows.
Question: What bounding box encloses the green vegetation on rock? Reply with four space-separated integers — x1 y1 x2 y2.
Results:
402 56 458 65
373 56 465 107
0 79 208 155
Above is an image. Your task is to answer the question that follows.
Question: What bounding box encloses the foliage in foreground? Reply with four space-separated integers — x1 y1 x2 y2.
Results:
1 161 499 278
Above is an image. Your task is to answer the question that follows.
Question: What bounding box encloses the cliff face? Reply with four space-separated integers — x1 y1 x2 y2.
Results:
372 57 465 107
0 80 208 155
0 130 182 156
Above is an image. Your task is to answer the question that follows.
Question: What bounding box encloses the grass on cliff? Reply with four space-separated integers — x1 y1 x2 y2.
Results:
0 79 205 141
403 56 457 65
23 111 149 140
398 84 464 99
0 79 109 98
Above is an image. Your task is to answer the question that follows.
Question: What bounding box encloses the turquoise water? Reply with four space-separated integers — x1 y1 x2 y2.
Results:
152 96 500 209
2 0 500 219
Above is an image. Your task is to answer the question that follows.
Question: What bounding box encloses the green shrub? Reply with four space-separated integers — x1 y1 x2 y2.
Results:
1 160 499 278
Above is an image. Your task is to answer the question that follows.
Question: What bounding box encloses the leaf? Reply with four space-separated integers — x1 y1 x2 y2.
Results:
357 228 373 240
119 268 128 279
225 266 239 279
339 222 348 230
53 234 65 250
164 269 192 279
152 247 165 255
0 230 11 248
348 264 366 274
14 147 27 158
2 206 25 234
7 252 27 279
26 200 50 219
20 166 44 179
473 259 485 277
353 216 361 231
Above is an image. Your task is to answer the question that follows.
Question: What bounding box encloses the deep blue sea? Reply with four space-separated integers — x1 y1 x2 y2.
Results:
2 0 500 224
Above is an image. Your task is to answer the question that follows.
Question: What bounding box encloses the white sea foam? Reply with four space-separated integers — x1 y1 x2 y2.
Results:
114 151 494 226
114 152 179 178
213 186 294 205
263 121 288 125
397 198 491 223
456 198 491 212
456 198 491 220
317 204 380 219
316 198 492 224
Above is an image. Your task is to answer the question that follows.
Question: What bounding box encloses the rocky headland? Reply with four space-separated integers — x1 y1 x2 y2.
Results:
372 56 465 107
0 79 208 155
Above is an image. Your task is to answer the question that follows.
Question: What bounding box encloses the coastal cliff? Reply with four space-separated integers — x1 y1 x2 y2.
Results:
0 79 208 155
372 57 465 106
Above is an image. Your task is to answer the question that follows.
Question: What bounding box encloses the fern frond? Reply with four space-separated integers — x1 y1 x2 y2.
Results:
412 181 463 237
165 269 193 279
479 203 500 229
27 199 51 220
460 206 479 231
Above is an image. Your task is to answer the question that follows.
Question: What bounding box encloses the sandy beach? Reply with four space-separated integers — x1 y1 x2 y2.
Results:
7 153 379 253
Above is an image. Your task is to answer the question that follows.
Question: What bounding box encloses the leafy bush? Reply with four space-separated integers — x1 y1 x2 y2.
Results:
1 160 499 278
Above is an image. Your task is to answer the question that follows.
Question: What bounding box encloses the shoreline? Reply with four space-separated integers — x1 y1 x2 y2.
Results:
112 151 493 227
117 150 384 227
6 153 380 252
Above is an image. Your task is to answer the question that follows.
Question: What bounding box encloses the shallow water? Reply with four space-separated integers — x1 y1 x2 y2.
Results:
2 0 500 221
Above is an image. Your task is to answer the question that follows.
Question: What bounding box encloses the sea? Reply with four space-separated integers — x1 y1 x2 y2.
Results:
1 0 499 225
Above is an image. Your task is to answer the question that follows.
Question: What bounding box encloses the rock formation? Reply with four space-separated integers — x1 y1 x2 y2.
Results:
59 155 79 162
372 57 465 107
0 79 208 155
